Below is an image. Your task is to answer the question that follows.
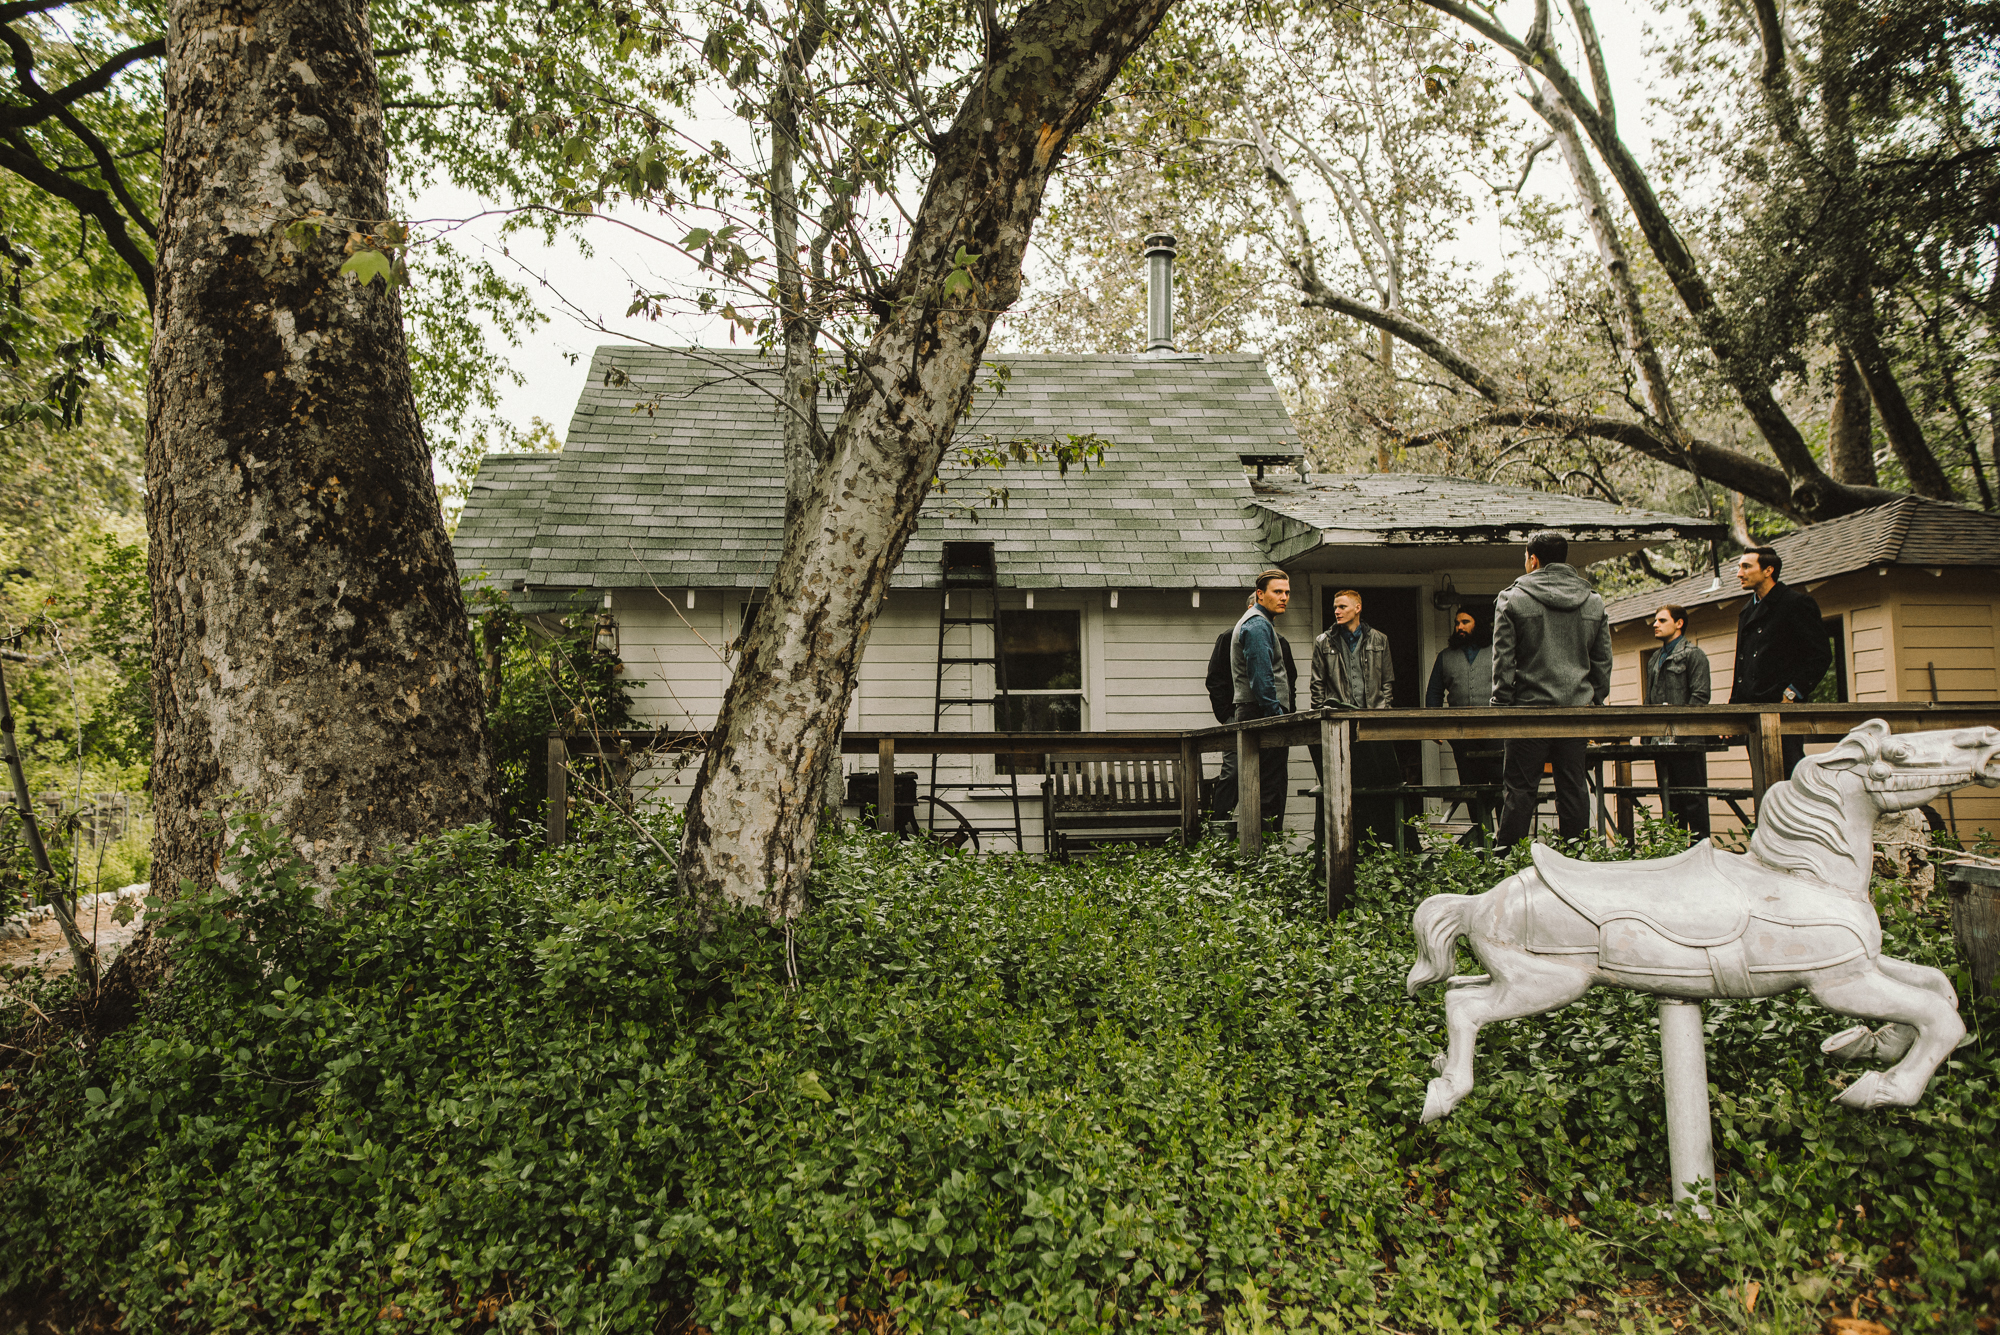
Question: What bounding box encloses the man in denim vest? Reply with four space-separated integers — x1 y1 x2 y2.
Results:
1229 569 1295 832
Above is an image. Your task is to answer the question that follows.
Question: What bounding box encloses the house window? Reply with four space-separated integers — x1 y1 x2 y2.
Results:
996 609 1082 770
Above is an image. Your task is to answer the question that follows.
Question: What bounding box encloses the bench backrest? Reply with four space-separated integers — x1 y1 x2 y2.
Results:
1044 755 1182 808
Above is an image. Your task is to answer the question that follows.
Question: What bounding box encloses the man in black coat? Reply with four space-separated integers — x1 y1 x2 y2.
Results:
1729 546 1833 779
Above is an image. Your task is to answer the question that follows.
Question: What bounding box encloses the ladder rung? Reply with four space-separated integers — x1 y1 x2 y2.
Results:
940 656 997 665
936 697 1004 707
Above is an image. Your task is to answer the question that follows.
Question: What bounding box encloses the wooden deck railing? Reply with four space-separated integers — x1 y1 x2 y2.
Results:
550 702 2000 913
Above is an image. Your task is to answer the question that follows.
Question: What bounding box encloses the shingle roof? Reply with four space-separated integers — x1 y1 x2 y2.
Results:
453 345 1724 597
456 347 1291 592
1250 473 1720 565
1601 496 2000 625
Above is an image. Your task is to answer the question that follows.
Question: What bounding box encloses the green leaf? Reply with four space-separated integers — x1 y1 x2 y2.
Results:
339 250 397 290
795 1070 833 1103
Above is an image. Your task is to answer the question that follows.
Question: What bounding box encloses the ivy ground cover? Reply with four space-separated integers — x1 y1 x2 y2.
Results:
2 814 1994 1333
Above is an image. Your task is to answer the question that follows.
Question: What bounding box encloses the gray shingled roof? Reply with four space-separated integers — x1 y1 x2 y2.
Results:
1601 496 2000 625
453 345 1723 596
1252 473 1721 565
456 346 1290 592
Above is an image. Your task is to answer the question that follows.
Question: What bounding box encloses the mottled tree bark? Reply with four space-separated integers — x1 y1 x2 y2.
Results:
148 0 492 892
679 0 1175 915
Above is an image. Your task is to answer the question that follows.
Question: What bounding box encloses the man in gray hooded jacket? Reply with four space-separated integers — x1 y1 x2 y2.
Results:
1490 530 1612 848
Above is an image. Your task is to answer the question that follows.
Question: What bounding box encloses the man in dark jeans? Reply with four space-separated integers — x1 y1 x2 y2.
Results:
1729 546 1832 780
1226 568 1297 832
1644 602 1712 838
1204 594 1298 818
1491 530 1612 849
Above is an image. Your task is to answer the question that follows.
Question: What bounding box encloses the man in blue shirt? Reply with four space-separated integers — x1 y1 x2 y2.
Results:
1229 568 1295 833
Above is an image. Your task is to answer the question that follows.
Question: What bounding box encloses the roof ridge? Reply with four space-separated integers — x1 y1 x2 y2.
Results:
1870 495 1917 564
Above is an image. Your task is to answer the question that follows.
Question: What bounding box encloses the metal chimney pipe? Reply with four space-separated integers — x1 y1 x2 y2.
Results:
1144 233 1177 353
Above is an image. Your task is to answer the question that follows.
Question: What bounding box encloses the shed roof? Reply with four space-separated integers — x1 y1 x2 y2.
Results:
1251 474 1721 573
1601 496 2000 626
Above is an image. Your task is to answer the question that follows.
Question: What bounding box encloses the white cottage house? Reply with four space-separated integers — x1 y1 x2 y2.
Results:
453 344 1720 847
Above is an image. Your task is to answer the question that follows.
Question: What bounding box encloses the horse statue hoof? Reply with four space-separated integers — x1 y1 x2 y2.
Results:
1420 1077 1456 1124
1834 1071 1887 1109
1820 1024 1877 1062
1429 1052 1447 1074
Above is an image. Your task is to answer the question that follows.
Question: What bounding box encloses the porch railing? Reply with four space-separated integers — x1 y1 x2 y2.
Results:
549 702 1999 914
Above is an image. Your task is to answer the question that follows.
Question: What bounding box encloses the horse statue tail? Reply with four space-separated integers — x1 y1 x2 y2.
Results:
1406 893 1475 996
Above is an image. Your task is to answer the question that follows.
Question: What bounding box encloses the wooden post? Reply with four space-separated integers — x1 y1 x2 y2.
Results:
1749 711 1784 805
877 737 896 834
1945 862 2000 999
1615 758 1635 847
1237 724 1262 856
546 735 568 847
1323 713 1353 918
1179 737 1201 846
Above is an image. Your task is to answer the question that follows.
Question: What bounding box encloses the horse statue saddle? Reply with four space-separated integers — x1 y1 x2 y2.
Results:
1529 841 1879 995
1532 841 1748 946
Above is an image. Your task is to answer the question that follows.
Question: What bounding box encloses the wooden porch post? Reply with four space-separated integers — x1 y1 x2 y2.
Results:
1237 724 1262 856
1749 711 1783 806
1615 758 1635 846
1323 713 1353 918
1179 737 1201 845
877 738 896 834
546 735 568 847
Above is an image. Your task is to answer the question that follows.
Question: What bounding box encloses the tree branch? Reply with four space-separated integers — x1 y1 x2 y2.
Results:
0 36 162 130
0 131 152 303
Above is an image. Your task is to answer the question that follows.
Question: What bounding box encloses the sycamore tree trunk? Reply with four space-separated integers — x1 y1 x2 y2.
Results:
148 0 492 893
679 0 1176 916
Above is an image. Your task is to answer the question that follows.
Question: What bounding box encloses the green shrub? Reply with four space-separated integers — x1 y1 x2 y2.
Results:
1 815 1993 1332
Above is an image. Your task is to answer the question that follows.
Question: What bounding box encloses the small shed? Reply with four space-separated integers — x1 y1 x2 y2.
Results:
456 345 1720 845
1602 496 2000 838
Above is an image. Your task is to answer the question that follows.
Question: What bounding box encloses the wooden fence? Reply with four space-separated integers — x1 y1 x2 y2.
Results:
550 702 2000 913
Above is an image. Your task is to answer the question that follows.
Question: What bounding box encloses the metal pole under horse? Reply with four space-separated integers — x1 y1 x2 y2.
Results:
1658 998 1715 1213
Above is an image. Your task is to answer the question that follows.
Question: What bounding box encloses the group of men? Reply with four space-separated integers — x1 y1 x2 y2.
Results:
1204 531 1832 849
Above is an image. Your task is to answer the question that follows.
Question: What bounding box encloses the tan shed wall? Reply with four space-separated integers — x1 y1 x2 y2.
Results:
1608 567 2000 840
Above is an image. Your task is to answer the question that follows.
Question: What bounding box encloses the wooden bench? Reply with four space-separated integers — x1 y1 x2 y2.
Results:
1044 754 1187 860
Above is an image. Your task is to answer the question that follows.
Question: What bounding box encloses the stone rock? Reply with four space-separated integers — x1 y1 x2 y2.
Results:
1872 808 1935 902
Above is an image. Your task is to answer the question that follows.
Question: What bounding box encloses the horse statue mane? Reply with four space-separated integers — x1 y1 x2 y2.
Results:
1746 747 1863 885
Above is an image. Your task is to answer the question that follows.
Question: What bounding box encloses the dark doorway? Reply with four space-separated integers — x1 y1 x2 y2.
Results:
1321 585 1423 706
1811 615 1848 703
1321 584 1425 785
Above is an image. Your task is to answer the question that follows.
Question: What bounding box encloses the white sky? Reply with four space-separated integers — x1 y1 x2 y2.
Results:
408 0 1668 446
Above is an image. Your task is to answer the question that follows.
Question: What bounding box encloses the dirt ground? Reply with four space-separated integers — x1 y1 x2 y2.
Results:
1 898 147 990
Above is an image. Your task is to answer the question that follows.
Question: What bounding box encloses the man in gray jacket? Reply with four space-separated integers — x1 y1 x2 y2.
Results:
1491 530 1612 848
1645 602 1712 838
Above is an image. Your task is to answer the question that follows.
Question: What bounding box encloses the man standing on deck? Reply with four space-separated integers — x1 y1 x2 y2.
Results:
1230 569 1295 833
1491 530 1612 849
1730 546 1832 780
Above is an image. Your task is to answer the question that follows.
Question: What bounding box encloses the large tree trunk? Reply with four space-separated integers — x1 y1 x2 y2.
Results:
1828 347 1878 487
148 0 492 892
678 0 1176 916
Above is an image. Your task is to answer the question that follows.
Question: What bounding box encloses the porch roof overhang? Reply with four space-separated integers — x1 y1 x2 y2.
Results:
1250 476 1724 575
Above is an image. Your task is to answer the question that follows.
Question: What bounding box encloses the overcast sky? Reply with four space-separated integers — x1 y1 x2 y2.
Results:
409 0 1668 449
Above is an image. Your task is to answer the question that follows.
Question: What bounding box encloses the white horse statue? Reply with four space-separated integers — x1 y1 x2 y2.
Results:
1407 721 1999 1123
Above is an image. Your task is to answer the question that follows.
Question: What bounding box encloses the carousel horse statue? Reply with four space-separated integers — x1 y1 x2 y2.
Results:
1406 721 1999 1123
